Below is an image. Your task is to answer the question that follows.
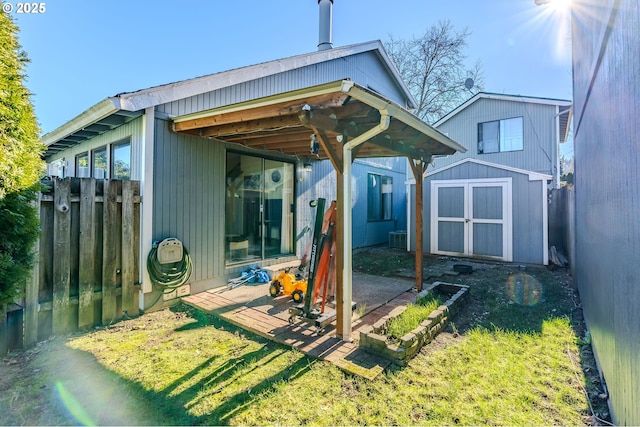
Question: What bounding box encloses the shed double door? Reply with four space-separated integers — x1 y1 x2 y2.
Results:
430 179 512 261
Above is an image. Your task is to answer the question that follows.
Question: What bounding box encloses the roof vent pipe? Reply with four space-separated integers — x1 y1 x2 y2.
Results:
318 0 333 51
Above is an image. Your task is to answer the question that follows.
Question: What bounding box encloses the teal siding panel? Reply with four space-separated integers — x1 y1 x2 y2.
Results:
295 157 407 253
153 119 226 287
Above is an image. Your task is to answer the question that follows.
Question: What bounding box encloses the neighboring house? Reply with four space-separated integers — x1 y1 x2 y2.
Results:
407 92 571 265
41 39 463 311
571 0 639 424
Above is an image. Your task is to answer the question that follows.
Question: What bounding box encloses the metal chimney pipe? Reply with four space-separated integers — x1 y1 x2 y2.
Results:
318 0 333 51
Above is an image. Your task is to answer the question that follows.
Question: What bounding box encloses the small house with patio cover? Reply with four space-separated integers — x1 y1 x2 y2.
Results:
42 39 464 340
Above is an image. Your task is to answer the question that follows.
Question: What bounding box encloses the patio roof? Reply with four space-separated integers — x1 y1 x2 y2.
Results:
171 80 466 163
172 79 466 342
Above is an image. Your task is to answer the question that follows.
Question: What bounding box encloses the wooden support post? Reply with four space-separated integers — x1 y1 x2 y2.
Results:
409 158 430 292
335 171 344 338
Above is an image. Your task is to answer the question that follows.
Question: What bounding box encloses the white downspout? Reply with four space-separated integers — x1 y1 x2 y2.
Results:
140 107 155 311
341 110 390 341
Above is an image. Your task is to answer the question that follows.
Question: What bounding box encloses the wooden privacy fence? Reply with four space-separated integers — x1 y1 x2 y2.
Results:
548 185 576 270
2 178 142 353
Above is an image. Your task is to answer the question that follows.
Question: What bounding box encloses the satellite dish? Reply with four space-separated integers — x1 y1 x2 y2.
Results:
464 78 474 90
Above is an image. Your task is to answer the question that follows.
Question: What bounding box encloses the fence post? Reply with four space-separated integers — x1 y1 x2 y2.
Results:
24 192 41 347
52 178 73 334
121 180 136 316
78 178 97 329
102 180 119 324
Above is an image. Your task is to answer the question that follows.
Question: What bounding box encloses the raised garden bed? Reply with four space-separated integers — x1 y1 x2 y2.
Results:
359 281 470 366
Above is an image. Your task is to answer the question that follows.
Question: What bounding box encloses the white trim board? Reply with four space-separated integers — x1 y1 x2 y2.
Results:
405 158 551 186
424 158 552 182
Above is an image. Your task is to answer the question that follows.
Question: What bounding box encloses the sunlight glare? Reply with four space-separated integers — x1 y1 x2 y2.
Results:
515 0 574 64
55 381 97 426
507 273 543 306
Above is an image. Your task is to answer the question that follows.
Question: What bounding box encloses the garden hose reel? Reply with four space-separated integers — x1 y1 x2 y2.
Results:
147 237 193 293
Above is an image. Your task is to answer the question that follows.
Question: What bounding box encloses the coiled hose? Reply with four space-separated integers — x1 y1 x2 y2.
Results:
147 242 193 294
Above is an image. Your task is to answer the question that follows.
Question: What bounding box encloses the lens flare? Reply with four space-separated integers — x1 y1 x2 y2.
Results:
507 273 543 306
55 381 96 426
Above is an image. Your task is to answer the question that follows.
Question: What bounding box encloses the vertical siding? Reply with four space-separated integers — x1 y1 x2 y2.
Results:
153 118 226 290
157 52 409 116
409 162 545 264
572 0 640 424
46 117 144 180
295 157 407 254
434 99 559 176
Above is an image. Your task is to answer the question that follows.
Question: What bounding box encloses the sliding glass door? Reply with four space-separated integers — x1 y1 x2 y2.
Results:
225 152 294 265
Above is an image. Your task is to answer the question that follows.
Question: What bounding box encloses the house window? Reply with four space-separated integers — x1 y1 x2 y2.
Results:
478 117 523 153
367 173 393 221
75 152 90 177
112 140 131 180
92 147 107 178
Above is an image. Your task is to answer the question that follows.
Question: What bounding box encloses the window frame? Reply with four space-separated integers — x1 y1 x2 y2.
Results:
478 116 524 154
111 139 132 180
92 146 108 179
75 152 90 178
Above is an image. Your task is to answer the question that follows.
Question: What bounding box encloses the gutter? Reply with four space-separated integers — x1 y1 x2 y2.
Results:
336 80 465 341
41 97 121 147
339 99 390 341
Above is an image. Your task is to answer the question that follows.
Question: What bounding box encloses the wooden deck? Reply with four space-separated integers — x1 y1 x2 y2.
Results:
182 281 415 379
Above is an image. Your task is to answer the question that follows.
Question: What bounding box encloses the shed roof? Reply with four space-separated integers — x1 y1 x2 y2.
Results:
434 92 573 142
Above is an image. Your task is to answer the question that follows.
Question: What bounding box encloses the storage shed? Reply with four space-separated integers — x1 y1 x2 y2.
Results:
408 158 551 265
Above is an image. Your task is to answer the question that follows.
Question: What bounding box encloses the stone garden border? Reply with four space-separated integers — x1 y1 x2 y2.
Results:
359 281 470 366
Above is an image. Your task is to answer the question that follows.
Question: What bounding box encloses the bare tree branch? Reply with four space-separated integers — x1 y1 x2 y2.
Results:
385 20 485 125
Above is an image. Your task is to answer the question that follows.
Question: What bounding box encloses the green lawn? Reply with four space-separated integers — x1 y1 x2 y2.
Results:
0 250 606 425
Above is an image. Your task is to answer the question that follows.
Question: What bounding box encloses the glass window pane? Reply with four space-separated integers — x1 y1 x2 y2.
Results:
381 176 393 220
264 160 294 257
367 174 381 221
368 174 392 221
75 152 90 177
112 141 131 180
479 121 499 153
500 117 523 151
92 147 107 178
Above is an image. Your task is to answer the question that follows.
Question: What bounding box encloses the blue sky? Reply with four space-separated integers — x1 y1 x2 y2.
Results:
11 0 573 155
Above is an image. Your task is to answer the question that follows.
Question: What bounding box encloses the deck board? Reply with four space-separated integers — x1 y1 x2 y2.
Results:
182 283 417 379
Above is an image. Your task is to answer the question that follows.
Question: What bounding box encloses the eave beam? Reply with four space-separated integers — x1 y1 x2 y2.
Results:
173 92 349 132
